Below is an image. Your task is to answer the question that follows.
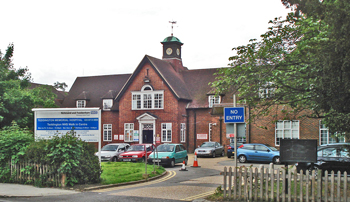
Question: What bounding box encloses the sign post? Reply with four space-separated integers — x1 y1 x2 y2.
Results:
224 96 245 169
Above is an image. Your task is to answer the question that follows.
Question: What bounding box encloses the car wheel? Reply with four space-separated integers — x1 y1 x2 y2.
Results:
212 151 216 158
170 159 175 167
141 157 145 163
273 156 280 164
239 155 247 163
112 157 118 162
221 151 225 157
227 154 231 158
185 157 188 166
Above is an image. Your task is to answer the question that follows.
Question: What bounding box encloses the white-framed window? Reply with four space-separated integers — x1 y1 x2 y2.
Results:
259 82 275 98
161 123 172 142
319 120 345 145
103 124 112 141
76 100 86 108
208 123 213 142
180 123 186 142
132 85 164 110
275 120 299 146
208 95 221 108
124 123 134 142
103 99 113 110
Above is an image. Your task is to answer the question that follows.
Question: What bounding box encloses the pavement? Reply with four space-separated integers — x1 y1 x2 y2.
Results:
0 183 79 197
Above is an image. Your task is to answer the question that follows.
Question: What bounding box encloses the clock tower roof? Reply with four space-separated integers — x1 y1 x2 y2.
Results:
161 36 183 45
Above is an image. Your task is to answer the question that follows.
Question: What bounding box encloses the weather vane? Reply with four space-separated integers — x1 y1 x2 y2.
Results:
169 21 177 36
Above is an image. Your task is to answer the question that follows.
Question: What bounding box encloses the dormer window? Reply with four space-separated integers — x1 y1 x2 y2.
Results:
208 95 221 108
259 82 275 98
132 85 164 110
76 100 86 108
103 99 113 110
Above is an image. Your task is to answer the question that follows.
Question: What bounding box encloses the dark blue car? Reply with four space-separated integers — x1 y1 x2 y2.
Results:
236 143 280 164
227 142 243 158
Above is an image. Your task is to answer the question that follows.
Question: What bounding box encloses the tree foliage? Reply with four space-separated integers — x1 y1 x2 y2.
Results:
0 44 59 129
211 0 350 135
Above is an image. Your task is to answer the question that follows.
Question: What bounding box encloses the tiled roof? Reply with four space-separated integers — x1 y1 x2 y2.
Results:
61 74 131 109
61 55 228 110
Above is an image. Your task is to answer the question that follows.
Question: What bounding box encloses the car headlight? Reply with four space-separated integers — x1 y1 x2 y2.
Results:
161 156 170 159
132 155 138 158
104 155 111 158
119 155 123 158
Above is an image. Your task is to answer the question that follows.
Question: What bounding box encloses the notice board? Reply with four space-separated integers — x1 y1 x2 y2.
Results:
280 139 317 163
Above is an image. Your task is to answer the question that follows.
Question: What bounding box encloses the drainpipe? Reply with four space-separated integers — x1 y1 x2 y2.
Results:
219 116 223 145
193 109 197 153
186 110 189 151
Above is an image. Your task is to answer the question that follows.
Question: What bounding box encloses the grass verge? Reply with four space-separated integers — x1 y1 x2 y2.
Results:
100 162 166 185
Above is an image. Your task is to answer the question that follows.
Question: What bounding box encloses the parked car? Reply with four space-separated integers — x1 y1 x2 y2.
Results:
118 144 155 162
147 143 188 167
227 142 244 158
94 143 130 162
236 143 280 164
195 141 224 158
295 143 350 175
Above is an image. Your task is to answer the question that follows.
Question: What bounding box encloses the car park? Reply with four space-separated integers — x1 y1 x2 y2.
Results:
195 141 224 158
118 143 155 162
295 143 350 175
227 142 243 158
236 143 280 164
147 143 188 167
95 143 130 162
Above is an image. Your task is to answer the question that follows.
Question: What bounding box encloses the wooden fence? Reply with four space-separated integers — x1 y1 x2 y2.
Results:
9 160 64 187
222 164 349 202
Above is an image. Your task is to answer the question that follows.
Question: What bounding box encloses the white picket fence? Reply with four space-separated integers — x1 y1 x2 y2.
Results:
222 164 349 202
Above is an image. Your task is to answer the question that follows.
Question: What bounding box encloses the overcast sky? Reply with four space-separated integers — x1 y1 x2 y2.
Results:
1 1 291 90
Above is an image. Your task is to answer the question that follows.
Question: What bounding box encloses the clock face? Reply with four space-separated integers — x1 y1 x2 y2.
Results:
166 48 172 55
176 48 180 55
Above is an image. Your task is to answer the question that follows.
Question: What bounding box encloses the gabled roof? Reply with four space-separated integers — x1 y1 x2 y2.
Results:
115 55 192 101
61 74 131 108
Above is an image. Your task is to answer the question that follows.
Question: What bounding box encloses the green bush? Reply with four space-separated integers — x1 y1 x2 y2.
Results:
0 124 101 187
0 122 33 182
24 130 101 186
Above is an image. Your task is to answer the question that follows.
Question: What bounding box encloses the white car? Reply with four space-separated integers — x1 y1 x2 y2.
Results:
95 143 130 162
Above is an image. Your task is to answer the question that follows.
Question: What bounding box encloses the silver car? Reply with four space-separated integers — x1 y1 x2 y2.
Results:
95 143 130 162
195 141 224 158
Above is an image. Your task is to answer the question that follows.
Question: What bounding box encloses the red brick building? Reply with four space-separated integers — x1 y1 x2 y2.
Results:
60 35 336 152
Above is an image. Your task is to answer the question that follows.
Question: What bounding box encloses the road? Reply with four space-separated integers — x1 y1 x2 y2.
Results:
1 155 289 202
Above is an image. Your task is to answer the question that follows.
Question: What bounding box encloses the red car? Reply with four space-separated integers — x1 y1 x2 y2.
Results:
118 144 155 162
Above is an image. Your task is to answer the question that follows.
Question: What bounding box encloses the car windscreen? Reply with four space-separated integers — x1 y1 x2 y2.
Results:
201 142 215 147
102 145 119 151
265 145 278 151
156 145 175 152
127 145 144 151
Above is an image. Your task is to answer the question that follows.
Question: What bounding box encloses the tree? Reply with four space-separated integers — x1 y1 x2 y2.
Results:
53 81 68 92
211 0 350 136
0 44 59 129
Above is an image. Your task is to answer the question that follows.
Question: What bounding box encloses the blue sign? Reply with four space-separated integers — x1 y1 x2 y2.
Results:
224 107 245 123
37 118 99 130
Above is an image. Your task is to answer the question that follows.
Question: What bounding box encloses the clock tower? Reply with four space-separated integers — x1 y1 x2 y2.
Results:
161 36 183 60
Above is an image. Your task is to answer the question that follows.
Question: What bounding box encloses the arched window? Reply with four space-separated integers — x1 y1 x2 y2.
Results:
132 85 163 110
141 85 153 91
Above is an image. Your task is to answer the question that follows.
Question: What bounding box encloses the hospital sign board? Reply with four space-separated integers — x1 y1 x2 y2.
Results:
33 108 101 142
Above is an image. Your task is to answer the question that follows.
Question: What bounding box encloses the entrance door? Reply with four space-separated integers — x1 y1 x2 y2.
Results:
143 130 153 143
